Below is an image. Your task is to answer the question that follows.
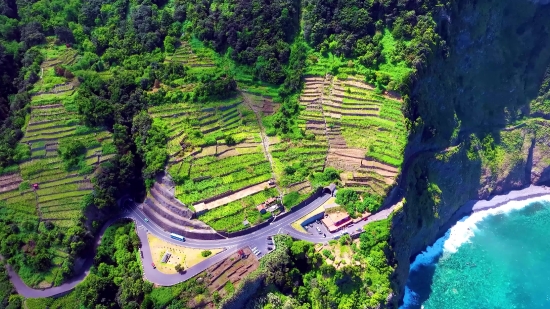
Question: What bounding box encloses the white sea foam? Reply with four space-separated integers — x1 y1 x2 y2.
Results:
401 194 550 308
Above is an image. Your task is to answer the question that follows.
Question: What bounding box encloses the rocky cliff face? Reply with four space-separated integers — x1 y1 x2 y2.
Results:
390 0 550 305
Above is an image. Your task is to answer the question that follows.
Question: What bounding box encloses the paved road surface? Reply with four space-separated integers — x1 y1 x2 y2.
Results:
8 192 399 298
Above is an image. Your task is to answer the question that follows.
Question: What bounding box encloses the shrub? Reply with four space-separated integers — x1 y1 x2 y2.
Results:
201 250 212 257
225 135 236 146
310 167 340 187
58 140 86 169
13 144 30 162
54 66 65 77
284 165 296 175
339 234 351 245
283 191 300 207
18 181 30 191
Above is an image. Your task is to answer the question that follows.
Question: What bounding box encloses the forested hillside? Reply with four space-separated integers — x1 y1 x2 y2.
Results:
0 0 513 308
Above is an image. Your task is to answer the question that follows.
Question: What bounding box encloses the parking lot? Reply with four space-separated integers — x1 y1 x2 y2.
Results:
248 235 275 258
302 220 331 238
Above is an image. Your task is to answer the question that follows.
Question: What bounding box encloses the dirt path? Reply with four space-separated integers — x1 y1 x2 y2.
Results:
239 90 282 196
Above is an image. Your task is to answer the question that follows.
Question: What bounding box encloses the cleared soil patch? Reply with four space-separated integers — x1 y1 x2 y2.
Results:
146 234 223 275
204 247 259 298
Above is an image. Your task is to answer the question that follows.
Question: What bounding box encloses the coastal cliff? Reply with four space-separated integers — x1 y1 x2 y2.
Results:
390 0 550 305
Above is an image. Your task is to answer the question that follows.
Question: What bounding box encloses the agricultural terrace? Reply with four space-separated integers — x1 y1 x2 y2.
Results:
149 95 277 231
270 76 329 200
197 188 278 233
0 53 113 286
323 75 406 196
19 89 114 229
164 39 218 76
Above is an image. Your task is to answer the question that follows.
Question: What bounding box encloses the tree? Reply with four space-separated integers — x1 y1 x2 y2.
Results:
201 250 212 257
174 263 184 273
20 22 45 48
163 35 177 53
54 66 66 76
54 26 75 44
339 234 351 246
58 140 86 169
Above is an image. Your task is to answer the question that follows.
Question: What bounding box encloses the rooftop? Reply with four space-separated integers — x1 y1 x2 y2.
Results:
321 211 351 233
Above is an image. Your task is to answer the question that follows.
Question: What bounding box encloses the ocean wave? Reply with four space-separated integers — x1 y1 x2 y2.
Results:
401 194 550 309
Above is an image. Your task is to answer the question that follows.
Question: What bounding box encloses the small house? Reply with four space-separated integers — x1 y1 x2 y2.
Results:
256 204 266 214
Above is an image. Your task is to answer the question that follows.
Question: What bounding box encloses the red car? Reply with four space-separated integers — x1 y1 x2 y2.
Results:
151 263 156 269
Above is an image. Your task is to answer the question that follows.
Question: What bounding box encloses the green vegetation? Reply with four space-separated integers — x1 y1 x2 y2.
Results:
223 222 393 308
58 139 86 169
148 96 273 206
336 189 383 218
0 52 113 286
0 0 456 305
198 188 278 232
271 139 328 186
0 262 20 308
282 191 309 209
28 221 219 308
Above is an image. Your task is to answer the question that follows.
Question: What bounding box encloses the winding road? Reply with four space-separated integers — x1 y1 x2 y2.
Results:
7 192 399 298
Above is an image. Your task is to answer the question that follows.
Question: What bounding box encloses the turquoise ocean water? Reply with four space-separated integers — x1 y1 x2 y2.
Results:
401 197 550 309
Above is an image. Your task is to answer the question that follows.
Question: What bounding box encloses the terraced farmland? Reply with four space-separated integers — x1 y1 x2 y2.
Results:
270 76 329 191
197 188 278 232
324 75 406 195
149 96 275 217
14 96 113 227
164 39 217 75
0 58 113 286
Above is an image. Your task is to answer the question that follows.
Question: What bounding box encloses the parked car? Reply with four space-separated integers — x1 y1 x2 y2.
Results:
140 251 143 258
356 228 362 232
151 263 156 269
316 227 321 233
268 241 273 245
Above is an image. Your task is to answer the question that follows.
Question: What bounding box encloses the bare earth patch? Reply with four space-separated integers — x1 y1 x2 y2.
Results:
147 234 223 274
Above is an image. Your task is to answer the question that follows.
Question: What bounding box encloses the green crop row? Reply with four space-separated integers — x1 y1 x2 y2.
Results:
4 200 37 215
4 191 35 203
176 173 271 205
191 153 266 175
40 197 86 207
37 183 80 196
198 188 277 228
38 190 90 203
41 202 81 212
28 170 71 183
